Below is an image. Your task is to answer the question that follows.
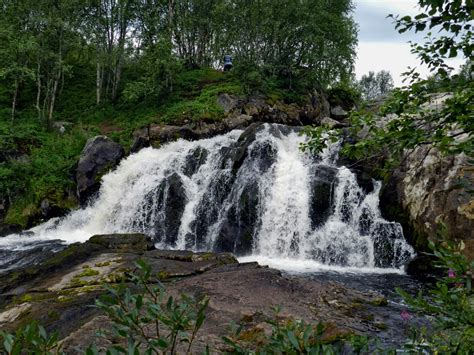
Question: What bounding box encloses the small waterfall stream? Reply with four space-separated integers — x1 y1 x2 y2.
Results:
0 123 415 272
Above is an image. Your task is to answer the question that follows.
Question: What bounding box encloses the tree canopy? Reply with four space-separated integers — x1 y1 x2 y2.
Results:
0 0 358 123
304 0 473 163
358 70 394 101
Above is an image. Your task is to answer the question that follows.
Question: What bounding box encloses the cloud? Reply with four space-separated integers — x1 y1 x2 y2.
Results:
355 42 465 87
354 0 423 43
353 1 465 86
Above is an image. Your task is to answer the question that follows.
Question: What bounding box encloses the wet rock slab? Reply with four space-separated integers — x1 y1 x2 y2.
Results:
0 234 393 352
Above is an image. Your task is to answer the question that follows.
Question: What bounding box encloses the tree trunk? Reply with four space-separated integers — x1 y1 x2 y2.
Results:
11 79 19 121
48 70 60 128
36 61 42 120
96 61 102 104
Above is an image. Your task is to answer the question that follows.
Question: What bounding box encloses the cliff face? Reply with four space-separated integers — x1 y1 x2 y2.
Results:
383 146 474 258
375 93 474 260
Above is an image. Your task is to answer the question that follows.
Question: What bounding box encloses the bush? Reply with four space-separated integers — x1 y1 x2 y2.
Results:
396 224 474 353
327 84 361 110
86 260 209 354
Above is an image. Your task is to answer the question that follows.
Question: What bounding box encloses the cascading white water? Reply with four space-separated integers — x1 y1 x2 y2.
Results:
0 123 415 272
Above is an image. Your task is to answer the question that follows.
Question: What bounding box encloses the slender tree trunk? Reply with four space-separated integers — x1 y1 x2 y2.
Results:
36 61 42 120
43 79 51 122
11 79 19 121
96 61 102 104
48 70 60 128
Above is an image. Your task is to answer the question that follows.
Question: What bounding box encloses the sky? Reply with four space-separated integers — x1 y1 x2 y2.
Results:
354 0 464 87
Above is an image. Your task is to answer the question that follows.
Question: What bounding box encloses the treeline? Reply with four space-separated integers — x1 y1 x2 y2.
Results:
0 0 357 125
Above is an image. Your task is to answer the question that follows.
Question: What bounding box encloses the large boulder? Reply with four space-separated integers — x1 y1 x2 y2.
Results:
308 165 338 228
216 93 244 113
213 124 283 254
381 146 474 259
330 105 349 121
76 136 124 205
137 173 187 246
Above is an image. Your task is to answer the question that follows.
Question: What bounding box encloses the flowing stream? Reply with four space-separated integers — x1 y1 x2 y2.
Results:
0 123 415 273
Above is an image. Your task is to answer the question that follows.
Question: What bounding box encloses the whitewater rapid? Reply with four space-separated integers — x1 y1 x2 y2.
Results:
0 124 415 272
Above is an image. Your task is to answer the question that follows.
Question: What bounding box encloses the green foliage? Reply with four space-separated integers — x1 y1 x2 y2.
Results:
358 71 394 101
303 0 473 171
396 225 474 353
87 260 209 354
390 0 473 78
300 126 341 155
223 308 345 354
0 321 63 355
0 118 90 226
327 83 361 109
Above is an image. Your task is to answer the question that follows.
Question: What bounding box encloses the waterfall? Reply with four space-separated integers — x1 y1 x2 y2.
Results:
0 123 415 271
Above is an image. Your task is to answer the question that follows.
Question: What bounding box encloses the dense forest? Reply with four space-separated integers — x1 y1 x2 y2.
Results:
0 0 356 120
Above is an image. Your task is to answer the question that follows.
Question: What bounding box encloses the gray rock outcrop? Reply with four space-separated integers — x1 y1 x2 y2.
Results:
76 136 124 205
131 92 330 150
382 146 474 258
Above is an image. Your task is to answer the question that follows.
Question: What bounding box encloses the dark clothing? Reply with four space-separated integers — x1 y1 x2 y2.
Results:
224 55 233 71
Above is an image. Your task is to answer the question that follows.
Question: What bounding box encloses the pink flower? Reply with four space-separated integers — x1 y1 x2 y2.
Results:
448 269 456 278
400 309 411 321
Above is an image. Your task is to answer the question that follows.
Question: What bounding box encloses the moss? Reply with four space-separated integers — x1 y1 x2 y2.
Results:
369 297 388 307
95 261 112 267
157 271 170 281
57 295 74 303
237 326 266 344
196 253 215 261
4 202 39 227
69 277 90 288
12 292 54 305
58 285 100 296
47 310 60 321
21 294 33 302
78 266 100 277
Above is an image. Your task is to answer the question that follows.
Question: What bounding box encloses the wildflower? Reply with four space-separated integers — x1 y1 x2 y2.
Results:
400 309 411 321
448 268 456 278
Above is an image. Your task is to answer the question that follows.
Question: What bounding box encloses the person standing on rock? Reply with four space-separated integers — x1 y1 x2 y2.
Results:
223 55 233 71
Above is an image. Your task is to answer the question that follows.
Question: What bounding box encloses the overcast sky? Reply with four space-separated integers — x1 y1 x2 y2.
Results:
354 0 464 86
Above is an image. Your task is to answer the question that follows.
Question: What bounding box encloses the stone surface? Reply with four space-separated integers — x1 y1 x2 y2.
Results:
76 136 124 205
0 234 404 353
131 93 330 151
382 147 474 258
40 198 68 220
320 116 347 129
217 93 244 113
308 165 338 228
88 233 155 252
0 224 22 237
330 105 349 120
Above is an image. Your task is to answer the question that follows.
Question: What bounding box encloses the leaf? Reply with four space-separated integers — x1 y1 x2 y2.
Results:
286 330 300 350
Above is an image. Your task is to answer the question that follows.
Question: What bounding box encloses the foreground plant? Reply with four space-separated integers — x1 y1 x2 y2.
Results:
397 226 474 353
221 306 375 354
86 260 209 355
0 321 62 355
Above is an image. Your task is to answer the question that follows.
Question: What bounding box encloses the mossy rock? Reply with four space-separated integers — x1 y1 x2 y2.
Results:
88 233 155 252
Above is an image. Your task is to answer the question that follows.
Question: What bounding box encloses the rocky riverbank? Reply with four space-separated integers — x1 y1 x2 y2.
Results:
0 233 411 352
